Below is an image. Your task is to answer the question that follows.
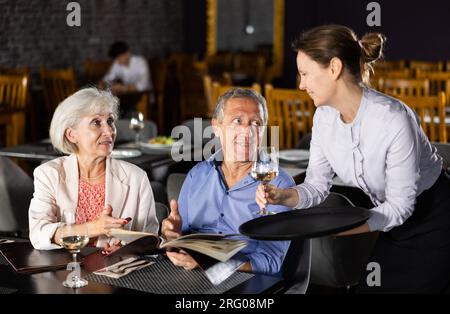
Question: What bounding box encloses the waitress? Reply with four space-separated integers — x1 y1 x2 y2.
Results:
256 25 450 293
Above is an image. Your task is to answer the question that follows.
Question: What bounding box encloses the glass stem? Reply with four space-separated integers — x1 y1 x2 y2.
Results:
135 132 140 147
262 182 268 214
72 253 79 282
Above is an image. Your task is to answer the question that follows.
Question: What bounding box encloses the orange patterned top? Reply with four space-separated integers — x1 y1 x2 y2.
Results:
76 179 105 224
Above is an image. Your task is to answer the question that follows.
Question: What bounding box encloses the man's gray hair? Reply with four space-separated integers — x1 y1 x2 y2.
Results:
212 88 268 125
49 87 119 154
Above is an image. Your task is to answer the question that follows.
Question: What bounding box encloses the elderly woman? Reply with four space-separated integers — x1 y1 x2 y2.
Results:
29 87 158 252
161 88 297 275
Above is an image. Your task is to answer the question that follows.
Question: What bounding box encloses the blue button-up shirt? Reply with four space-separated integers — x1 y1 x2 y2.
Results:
178 152 295 275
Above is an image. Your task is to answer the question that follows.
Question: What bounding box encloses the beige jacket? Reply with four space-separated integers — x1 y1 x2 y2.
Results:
29 154 158 250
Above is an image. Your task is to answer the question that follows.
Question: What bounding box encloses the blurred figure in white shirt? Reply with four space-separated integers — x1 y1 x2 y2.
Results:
100 41 152 95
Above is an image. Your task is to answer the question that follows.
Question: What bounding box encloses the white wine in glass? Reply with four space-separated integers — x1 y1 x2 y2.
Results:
61 209 89 288
250 146 279 215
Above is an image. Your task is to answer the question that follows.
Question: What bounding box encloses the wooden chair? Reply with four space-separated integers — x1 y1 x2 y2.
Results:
40 67 77 115
232 52 267 86
379 78 430 97
265 84 315 149
396 92 447 143
0 74 28 146
203 74 214 116
0 67 30 77
409 61 444 73
370 69 412 90
83 59 111 85
373 60 406 72
149 58 169 133
211 81 262 113
415 70 450 97
170 54 209 121
204 53 233 78
203 74 233 116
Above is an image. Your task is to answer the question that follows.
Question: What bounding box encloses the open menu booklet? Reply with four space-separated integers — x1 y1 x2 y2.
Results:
108 229 248 264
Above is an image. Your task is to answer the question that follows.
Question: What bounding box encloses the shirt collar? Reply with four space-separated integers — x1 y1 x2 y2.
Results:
208 149 257 191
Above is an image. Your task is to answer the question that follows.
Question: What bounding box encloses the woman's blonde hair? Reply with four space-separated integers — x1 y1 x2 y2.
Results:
292 24 385 85
49 87 119 154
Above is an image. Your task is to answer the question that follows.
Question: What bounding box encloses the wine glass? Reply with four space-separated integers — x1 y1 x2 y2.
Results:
250 146 279 215
129 111 145 148
60 209 89 288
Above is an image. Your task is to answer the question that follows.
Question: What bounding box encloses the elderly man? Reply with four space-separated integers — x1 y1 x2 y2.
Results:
161 88 295 275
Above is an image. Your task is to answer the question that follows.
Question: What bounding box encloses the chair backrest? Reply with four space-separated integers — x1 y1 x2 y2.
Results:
40 67 77 114
179 118 214 148
211 81 262 109
149 58 169 131
170 53 208 121
0 74 29 146
310 192 378 289
0 74 28 112
83 59 112 85
265 84 315 149
370 69 412 90
282 238 311 294
409 60 444 73
203 74 214 115
373 59 406 72
154 202 170 234
232 52 267 85
415 70 450 96
115 119 157 143
205 53 233 78
379 78 430 97
166 173 187 204
0 157 34 237
433 142 450 168
396 92 447 143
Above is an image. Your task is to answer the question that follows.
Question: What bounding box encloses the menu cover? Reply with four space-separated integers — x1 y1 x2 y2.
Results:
0 241 74 274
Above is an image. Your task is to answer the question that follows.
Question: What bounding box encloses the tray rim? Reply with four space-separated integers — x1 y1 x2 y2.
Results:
239 207 371 240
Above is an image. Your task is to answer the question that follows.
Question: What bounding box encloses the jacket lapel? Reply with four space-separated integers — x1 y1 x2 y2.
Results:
62 154 79 210
105 157 129 219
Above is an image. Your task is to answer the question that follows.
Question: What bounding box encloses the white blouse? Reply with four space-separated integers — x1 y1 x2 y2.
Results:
293 88 443 232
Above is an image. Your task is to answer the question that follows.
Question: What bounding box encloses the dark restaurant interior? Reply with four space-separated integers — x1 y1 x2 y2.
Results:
0 0 449 296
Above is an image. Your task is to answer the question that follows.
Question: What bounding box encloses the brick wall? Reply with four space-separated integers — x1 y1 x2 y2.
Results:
0 0 184 84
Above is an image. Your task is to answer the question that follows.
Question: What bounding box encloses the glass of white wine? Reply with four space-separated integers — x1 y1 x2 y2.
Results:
60 209 89 288
251 146 279 215
129 111 145 148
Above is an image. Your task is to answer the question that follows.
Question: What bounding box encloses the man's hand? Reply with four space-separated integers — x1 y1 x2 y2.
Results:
161 200 182 240
166 249 199 270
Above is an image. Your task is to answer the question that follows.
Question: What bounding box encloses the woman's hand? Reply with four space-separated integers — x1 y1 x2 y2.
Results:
102 238 122 255
255 184 299 209
161 200 182 240
166 249 199 270
89 205 130 237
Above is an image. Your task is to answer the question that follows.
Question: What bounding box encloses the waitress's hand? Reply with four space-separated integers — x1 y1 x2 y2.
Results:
256 184 299 209
90 205 130 237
